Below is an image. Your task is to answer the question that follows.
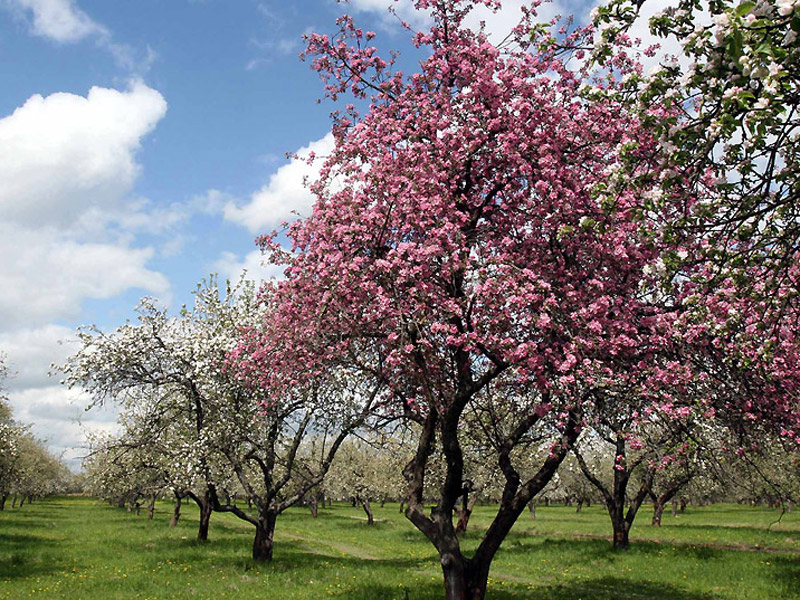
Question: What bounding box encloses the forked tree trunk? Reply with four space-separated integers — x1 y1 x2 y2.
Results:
360 497 374 525
652 500 665 526
170 494 182 527
252 511 277 561
609 502 631 549
441 553 490 600
198 499 212 541
455 494 478 535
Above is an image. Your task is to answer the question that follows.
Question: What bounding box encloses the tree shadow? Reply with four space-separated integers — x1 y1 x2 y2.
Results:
0 533 61 580
343 576 719 600
534 576 719 600
763 554 800 598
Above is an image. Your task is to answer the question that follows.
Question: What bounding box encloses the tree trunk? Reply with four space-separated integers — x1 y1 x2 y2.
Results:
360 497 374 525
679 498 687 513
652 500 665 526
148 495 157 520
12 495 17 508
611 511 630 549
252 511 277 561
198 499 212 541
671 497 678 517
440 551 490 600
456 495 478 535
400 501 405 513
0 494 6 511
576 499 583 513
528 500 536 520
170 494 182 527
309 495 319 518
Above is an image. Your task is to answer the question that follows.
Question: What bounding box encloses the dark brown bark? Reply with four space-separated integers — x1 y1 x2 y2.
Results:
11 495 17 508
573 438 650 550
187 490 214 541
0 494 6 511
652 500 665 526
455 494 478 535
404 405 581 600
359 497 374 525
147 494 157 520
198 499 212 541
252 511 277 561
309 495 319 518
170 493 182 527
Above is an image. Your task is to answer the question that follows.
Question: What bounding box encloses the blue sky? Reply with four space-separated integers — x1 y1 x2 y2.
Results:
0 0 626 468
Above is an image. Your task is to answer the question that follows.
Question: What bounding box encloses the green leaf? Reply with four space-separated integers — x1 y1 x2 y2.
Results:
735 1 755 16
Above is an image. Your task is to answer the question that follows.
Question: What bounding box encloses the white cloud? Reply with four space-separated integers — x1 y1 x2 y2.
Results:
0 82 167 228
339 0 564 40
345 0 431 28
7 385 119 470
0 324 75 390
5 0 108 43
211 249 286 285
0 224 170 328
224 132 335 233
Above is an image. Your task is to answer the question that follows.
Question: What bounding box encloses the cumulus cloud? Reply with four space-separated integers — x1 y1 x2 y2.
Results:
0 225 170 328
224 132 335 233
7 385 119 470
0 82 167 228
4 0 108 43
0 324 75 390
345 0 432 28
340 0 564 40
211 249 286 285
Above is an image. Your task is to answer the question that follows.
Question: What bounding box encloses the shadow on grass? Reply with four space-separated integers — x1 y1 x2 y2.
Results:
532 576 718 600
0 533 61 580
765 554 800 598
343 576 718 600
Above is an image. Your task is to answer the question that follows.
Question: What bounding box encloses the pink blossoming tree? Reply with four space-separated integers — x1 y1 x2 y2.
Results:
234 1 697 597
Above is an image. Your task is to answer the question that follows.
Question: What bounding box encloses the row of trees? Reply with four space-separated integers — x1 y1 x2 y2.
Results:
64 0 800 598
0 356 74 508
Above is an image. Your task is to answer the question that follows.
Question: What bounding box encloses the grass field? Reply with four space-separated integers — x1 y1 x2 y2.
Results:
1 497 798 599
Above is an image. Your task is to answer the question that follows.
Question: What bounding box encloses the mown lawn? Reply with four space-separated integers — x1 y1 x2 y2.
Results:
0 497 798 599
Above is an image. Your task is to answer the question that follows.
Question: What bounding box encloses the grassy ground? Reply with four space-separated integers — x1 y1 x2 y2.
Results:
0 497 798 599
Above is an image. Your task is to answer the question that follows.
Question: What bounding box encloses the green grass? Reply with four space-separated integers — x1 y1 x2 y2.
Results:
1 497 798 599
